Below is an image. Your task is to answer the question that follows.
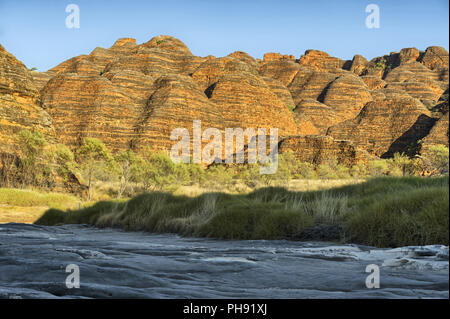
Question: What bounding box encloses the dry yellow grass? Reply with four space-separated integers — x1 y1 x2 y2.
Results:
0 179 365 224
173 179 366 197
0 205 49 224
0 188 80 224
288 179 365 192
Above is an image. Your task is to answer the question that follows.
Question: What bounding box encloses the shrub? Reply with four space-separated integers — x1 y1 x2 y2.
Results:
350 161 368 178
386 152 417 176
203 165 234 189
137 152 188 191
367 160 389 176
317 164 339 179
423 145 449 175
297 162 317 179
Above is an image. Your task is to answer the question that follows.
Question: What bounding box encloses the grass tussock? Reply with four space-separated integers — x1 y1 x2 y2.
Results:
35 176 449 247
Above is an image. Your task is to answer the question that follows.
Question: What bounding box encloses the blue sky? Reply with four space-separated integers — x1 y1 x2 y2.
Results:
0 0 448 71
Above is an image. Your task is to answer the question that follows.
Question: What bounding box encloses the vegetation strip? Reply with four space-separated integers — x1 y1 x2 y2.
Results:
36 176 449 248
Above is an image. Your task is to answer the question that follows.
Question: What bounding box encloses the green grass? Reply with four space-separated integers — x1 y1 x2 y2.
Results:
35 176 449 247
0 188 78 210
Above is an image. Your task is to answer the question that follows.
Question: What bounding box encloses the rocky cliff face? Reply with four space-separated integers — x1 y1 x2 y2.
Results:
278 135 372 166
327 97 435 157
0 37 448 168
0 44 55 155
35 36 298 156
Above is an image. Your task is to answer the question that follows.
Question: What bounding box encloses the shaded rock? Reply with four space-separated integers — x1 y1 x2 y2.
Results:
192 56 257 93
288 69 337 105
327 97 433 157
290 224 343 241
420 112 449 154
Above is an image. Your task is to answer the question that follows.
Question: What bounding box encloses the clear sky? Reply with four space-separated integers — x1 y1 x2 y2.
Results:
0 0 448 71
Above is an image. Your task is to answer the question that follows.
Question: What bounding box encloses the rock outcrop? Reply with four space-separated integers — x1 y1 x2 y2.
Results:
420 112 449 154
259 59 301 87
322 74 373 121
279 135 371 166
0 45 87 193
0 44 55 154
327 97 435 157
288 69 337 104
208 73 298 136
263 52 296 63
293 99 339 135
348 55 368 75
297 50 346 73
1 36 449 174
419 46 449 71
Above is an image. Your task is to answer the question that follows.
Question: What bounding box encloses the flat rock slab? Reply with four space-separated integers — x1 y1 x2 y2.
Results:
0 223 448 299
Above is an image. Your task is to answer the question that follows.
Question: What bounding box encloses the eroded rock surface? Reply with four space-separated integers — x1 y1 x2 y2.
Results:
0 224 447 299
0 37 448 168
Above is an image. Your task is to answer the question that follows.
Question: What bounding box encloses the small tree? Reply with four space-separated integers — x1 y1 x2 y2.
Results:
51 144 78 181
16 129 48 187
76 138 112 200
114 150 144 198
